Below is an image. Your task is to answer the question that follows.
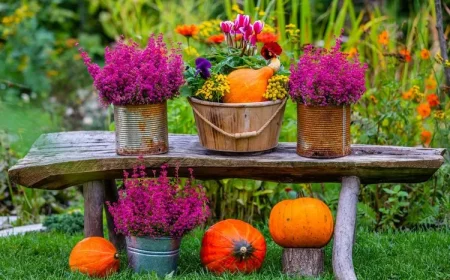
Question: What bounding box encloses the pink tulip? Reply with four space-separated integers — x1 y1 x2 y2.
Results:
234 14 250 29
253 20 264 34
220 21 234 34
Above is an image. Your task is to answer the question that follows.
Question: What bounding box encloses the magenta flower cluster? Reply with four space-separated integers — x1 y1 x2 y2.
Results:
78 34 184 106
220 14 264 55
107 164 210 238
289 36 367 106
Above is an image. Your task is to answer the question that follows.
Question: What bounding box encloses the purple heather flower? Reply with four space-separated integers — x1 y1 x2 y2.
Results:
220 21 234 33
289 35 367 106
195 57 212 79
78 34 184 106
253 20 264 34
107 164 210 238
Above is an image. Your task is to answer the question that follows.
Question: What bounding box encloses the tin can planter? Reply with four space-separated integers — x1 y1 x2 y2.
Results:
114 102 168 155
126 236 181 277
297 104 351 158
188 97 287 153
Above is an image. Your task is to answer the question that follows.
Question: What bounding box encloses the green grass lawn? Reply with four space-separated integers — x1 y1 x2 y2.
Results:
1 229 449 279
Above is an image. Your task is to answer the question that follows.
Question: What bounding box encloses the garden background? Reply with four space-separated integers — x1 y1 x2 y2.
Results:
1 0 450 236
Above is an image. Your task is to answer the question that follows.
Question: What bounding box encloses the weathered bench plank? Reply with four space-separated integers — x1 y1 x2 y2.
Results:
8 131 445 190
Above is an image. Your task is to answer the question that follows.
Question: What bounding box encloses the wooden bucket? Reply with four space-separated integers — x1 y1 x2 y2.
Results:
297 104 351 158
188 97 287 153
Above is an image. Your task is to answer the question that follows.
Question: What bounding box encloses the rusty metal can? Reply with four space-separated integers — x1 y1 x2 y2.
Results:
114 102 168 155
297 104 351 158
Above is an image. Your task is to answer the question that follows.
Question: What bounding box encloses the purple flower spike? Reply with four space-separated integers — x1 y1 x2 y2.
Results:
220 21 234 34
253 20 264 34
195 57 212 79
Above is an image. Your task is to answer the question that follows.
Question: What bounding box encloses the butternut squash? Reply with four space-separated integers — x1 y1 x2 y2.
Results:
224 58 280 103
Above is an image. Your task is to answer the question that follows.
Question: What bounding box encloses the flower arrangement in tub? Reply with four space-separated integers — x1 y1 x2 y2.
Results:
184 14 289 103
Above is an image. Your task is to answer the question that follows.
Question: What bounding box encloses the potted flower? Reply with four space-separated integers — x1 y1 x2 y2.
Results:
107 164 209 276
289 34 367 158
184 14 289 153
78 34 184 155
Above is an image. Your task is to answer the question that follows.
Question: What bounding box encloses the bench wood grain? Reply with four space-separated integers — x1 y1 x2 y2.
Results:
8 131 445 190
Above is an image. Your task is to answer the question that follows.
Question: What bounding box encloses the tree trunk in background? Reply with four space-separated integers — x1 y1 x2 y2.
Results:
435 0 450 89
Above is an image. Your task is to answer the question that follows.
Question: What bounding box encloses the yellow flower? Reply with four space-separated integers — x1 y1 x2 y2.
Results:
232 4 244 14
263 75 289 101
434 110 445 120
184 46 199 57
435 53 444 64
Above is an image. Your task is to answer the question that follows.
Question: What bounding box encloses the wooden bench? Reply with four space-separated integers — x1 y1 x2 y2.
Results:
8 131 445 280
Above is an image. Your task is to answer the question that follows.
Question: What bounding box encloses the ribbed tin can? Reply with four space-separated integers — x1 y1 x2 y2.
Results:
297 104 351 158
114 102 168 155
126 236 181 276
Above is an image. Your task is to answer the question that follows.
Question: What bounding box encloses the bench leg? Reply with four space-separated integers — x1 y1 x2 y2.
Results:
332 176 360 280
83 180 105 237
104 179 126 250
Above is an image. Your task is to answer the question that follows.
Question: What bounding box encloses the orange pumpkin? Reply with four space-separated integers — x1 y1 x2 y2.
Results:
69 237 120 277
200 219 266 274
269 197 334 248
224 58 280 103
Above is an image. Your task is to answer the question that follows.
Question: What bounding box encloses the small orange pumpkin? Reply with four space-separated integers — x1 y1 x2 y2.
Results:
200 219 266 274
69 237 120 277
269 197 334 248
224 58 280 103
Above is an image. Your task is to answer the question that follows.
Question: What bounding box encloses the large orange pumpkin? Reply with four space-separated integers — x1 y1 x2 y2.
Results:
69 237 120 277
200 219 266 274
224 58 280 103
269 197 334 248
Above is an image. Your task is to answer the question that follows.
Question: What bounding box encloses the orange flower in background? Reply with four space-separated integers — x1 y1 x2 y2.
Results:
257 32 278 43
399 49 411 62
425 75 437 91
427 94 440 107
402 89 413 100
369 95 378 103
378 30 389 45
420 49 430 60
206 34 225 44
417 103 431 118
420 130 432 147
347 47 358 59
175 24 199 37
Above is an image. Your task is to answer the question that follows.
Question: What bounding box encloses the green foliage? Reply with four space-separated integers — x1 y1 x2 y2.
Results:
43 212 84 235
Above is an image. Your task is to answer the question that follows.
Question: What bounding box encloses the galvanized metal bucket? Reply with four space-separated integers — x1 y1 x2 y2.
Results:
114 102 168 155
126 236 181 277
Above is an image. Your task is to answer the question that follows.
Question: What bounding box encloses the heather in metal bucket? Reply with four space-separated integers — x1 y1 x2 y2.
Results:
77 34 184 155
106 164 210 275
289 32 367 158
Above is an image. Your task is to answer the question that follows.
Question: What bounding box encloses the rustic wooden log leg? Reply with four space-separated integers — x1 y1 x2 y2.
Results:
83 180 105 237
104 179 125 250
332 176 360 280
282 248 324 277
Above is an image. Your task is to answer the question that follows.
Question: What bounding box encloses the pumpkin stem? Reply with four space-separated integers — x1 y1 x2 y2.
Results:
268 58 280 73
114 253 119 259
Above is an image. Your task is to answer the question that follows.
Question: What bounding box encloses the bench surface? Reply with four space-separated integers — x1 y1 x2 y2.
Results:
8 131 445 190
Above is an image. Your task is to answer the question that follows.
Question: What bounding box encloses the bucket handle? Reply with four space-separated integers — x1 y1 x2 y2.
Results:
190 98 287 139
